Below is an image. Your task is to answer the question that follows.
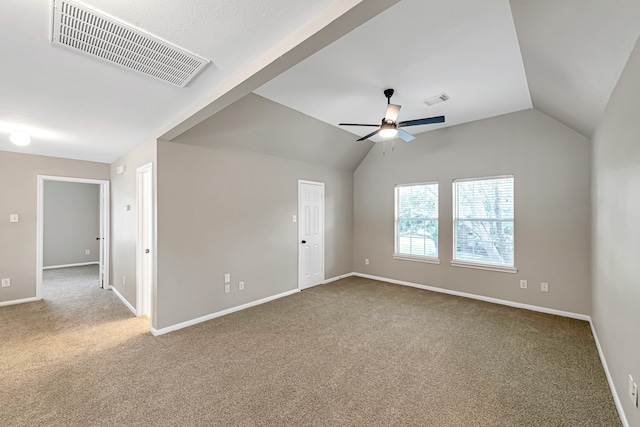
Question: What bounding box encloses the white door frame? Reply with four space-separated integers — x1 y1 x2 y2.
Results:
36 175 111 299
298 179 325 290
136 163 153 319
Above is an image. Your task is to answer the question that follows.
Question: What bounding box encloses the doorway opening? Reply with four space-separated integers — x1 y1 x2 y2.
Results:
36 176 110 300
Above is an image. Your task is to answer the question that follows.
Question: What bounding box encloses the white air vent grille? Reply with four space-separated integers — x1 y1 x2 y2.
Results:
423 93 450 106
50 0 209 87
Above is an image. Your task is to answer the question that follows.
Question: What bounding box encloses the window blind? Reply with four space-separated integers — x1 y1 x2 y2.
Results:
453 176 514 267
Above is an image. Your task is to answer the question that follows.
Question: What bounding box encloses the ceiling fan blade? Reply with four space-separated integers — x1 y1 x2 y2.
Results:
397 128 415 142
356 129 380 141
339 123 379 127
398 116 445 127
385 104 401 122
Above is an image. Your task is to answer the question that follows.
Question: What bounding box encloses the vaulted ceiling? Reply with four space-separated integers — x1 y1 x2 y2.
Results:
1 0 639 169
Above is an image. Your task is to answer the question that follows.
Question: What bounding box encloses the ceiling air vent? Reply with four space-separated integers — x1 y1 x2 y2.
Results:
423 93 450 106
50 0 209 87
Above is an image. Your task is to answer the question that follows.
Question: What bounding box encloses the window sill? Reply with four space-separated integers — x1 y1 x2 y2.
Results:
450 260 517 274
393 254 441 265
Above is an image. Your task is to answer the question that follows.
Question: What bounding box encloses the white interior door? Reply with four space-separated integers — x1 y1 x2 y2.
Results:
137 164 153 318
298 180 324 290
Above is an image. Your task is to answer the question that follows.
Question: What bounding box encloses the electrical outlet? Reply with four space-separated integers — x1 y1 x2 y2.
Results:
365 258 370 265
520 280 527 289
224 273 231 284
630 375 638 407
541 282 549 292
1 278 10 288
239 281 245 291
224 284 230 294
85 249 91 255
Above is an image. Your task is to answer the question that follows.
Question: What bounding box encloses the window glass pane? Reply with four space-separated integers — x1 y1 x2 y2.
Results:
453 176 514 266
396 183 438 258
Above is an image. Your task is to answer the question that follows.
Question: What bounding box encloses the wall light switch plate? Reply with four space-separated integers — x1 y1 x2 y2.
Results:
224 273 231 284
365 258 370 265
1 278 10 287
85 249 91 255
541 282 549 292
292 215 297 223
10 214 19 223
224 284 230 294
239 281 245 291
630 375 638 407
520 280 527 289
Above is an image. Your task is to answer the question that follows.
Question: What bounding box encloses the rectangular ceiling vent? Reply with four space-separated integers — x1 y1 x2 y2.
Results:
423 93 450 106
50 0 209 87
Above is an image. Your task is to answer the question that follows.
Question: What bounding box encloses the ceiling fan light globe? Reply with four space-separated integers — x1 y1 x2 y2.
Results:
379 128 398 138
379 121 398 138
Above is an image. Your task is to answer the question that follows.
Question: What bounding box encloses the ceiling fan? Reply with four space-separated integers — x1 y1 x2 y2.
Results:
339 89 445 142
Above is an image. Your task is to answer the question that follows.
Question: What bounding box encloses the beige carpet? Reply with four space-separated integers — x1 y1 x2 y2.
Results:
0 266 620 426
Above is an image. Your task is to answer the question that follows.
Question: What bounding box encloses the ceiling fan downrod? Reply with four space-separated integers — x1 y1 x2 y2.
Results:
384 88 394 104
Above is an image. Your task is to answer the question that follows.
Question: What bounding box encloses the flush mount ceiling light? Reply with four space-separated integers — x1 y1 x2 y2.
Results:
10 131 31 146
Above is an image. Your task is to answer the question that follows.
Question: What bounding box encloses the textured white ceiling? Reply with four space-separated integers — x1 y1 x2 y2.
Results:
0 0 336 162
255 0 532 142
2 0 639 165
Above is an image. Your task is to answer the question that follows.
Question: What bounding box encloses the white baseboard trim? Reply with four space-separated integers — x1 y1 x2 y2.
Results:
111 286 136 315
323 273 355 284
150 289 300 336
0 296 40 307
589 320 629 427
43 261 100 270
352 272 590 321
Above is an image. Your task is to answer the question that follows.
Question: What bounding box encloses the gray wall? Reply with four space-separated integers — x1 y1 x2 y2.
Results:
110 138 156 311
592 35 640 426
0 151 109 304
353 108 592 315
155 139 353 330
43 181 100 267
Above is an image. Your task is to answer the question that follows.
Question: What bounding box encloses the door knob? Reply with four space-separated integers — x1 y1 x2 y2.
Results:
145 249 150 253
301 240 306 244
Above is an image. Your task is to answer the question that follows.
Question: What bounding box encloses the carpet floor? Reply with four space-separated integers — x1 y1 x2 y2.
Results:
0 266 620 426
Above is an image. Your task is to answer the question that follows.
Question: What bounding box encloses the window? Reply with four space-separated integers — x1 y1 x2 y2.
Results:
394 183 439 261
452 176 514 271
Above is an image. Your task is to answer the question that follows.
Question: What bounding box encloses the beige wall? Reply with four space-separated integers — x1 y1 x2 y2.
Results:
592 36 640 426
353 109 592 314
155 140 353 330
109 138 156 311
0 151 109 304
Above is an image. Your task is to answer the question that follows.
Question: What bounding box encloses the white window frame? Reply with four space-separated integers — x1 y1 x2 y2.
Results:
451 175 517 273
393 182 440 264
